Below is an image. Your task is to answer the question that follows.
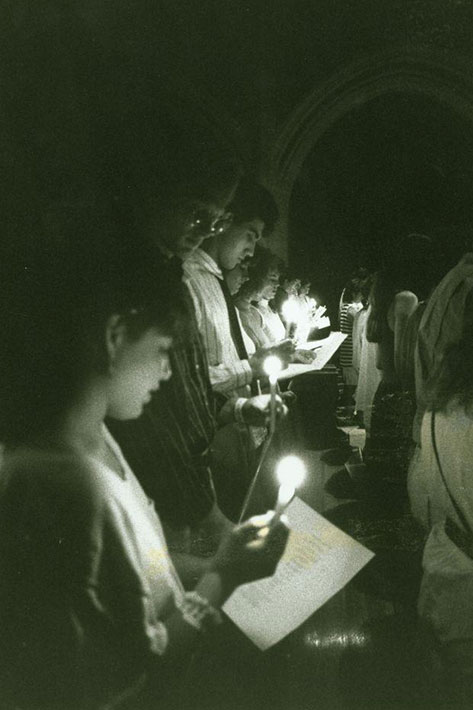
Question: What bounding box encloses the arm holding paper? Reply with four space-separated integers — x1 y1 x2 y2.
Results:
223 498 374 650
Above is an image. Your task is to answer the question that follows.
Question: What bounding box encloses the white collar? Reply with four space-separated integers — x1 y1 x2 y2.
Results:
184 247 223 280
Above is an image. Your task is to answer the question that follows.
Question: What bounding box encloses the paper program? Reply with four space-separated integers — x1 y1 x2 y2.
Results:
223 497 374 650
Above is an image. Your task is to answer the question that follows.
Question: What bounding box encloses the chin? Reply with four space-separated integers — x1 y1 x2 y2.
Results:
108 404 143 421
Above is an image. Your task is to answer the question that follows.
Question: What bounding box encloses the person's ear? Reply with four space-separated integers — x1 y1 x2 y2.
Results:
105 314 128 371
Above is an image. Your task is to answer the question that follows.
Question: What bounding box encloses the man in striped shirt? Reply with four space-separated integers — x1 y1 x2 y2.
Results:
184 180 291 401
183 180 292 517
109 135 285 563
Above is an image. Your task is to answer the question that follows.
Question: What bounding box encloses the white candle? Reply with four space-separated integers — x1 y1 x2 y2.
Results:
263 355 282 434
282 297 300 339
271 455 306 525
275 483 295 514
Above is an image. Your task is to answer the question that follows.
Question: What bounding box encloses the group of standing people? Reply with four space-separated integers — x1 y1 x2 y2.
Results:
0 82 298 707
336 237 473 707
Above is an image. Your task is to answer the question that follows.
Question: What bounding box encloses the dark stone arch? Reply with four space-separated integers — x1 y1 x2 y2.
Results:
263 50 473 257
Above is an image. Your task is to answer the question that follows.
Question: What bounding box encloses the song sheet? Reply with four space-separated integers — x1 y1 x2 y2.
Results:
223 497 374 650
277 331 347 381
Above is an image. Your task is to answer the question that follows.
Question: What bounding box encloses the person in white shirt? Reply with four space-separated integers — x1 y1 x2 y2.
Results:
234 247 315 365
0 230 289 710
183 180 291 518
183 179 292 401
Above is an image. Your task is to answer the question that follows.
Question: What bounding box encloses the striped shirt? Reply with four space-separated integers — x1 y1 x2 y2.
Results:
183 248 254 399
109 262 217 529
339 302 362 367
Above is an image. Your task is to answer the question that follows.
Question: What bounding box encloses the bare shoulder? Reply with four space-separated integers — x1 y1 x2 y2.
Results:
393 290 418 316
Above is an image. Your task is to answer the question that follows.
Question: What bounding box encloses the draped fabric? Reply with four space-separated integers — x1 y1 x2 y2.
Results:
409 403 473 698
414 254 473 443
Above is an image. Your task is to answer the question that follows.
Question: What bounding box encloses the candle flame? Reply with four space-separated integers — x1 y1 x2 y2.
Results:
276 455 306 488
264 355 283 378
282 298 300 323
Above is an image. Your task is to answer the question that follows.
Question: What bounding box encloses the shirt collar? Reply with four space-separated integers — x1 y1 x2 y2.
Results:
184 247 223 280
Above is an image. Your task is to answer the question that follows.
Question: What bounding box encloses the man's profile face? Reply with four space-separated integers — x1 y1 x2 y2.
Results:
284 278 301 295
300 283 310 296
225 262 250 295
217 218 264 270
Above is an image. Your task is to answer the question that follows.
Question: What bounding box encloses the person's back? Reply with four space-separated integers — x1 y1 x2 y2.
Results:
413 254 473 444
396 301 426 393
0 436 178 709
410 316 473 706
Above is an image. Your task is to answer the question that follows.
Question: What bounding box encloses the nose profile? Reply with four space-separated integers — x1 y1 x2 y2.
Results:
161 357 172 382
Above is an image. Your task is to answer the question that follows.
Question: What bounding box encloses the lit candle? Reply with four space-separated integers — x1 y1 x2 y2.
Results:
263 355 282 435
282 297 300 339
272 455 306 525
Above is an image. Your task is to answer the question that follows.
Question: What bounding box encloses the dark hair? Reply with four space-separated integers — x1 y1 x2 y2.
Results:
0 214 183 447
238 247 283 299
280 269 300 285
341 267 371 303
227 178 279 236
367 235 436 343
427 290 473 412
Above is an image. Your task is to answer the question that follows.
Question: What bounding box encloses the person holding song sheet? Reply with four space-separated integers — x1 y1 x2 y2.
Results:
0 230 289 710
184 180 291 518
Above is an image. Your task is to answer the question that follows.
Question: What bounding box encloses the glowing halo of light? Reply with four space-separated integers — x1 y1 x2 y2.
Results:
276 455 306 488
282 298 300 323
263 355 283 379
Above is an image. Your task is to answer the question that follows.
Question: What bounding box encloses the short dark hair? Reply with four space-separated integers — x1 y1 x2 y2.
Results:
0 211 183 447
227 178 279 236
238 246 282 298
367 235 436 343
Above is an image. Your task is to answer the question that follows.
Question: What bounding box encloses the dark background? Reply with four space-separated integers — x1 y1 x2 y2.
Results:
2 0 473 316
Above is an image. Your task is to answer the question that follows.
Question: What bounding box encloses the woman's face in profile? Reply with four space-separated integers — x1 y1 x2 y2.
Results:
106 328 173 420
261 268 280 300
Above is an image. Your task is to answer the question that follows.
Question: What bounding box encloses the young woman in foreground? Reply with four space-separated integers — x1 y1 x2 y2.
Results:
0 236 288 710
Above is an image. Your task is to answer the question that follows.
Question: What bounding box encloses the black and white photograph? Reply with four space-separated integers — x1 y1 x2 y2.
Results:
0 2 473 708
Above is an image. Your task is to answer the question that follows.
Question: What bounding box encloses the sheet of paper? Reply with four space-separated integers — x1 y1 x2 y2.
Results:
223 497 374 650
278 331 347 381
